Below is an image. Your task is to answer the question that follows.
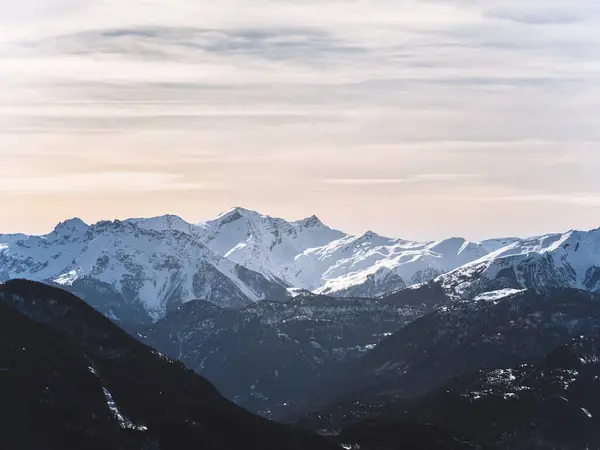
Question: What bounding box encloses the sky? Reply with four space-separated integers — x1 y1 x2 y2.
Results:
1 0 600 240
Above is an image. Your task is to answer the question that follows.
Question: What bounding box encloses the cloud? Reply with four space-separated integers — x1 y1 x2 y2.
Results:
0 172 218 195
409 173 481 182
31 26 365 63
489 194 600 206
322 173 480 186
0 0 599 237
322 178 407 186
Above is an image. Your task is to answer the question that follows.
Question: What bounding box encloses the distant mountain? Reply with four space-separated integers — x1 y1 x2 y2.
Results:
188 209 600 300
126 208 526 299
0 279 336 450
305 234 517 298
135 291 432 416
0 218 288 321
0 208 506 319
439 228 600 299
195 207 347 288
192 208 521 298
2 209 599 321
294 288 600 430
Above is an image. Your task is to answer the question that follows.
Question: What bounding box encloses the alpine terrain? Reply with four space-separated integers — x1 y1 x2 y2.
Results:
4 208 599 319
3 209 600 449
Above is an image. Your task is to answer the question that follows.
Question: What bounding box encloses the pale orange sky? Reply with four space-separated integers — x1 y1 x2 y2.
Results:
1 0 600 240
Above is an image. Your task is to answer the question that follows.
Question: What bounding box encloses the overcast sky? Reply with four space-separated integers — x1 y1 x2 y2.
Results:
1 0 599 240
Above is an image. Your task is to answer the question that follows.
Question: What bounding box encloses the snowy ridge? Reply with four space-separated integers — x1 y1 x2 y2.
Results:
190 209 525 298
0 217 287 320
438 228 600 299
2 209 599 316
164 213 600 299
196 207 347 287
472 289 527 304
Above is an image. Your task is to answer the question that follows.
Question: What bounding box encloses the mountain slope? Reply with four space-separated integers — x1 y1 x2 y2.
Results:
190 208 521 298
295 288 600 430
0 296 142 450
304 234 516 297
394 332 600 449
0 279 336 450
332 332 600 450
196 207 346 288
340 332 600 450
102 218 600 301
136 291 431 417
0 218 288 321
439 228 600 300
3 210 599 317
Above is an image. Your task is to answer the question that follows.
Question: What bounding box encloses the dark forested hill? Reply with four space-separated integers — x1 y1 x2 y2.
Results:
0 279 336 450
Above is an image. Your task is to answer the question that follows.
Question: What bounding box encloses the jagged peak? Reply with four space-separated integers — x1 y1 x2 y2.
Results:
87 219 143 235
126 214 193 232
296 214 325 228
52 217 89 235
229 206 262 217
212 207 264 226
149 213 186 222
356 230 388 241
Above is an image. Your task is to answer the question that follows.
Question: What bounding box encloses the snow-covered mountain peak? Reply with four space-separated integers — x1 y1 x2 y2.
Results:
0 217 290 321
195 208 346 287
229 206 259 216
87 219 135 235
437 226 600 300
125 214 200 236
294 214 325 229
354 230 396 245
51 217 89 239
358 230 379 240
427 236 464 252
212 206 265 225
4 208 600 313
209 208 335 234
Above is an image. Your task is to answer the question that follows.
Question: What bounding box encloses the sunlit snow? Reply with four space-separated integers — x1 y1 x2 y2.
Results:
473 289 526 303
102 387 148 431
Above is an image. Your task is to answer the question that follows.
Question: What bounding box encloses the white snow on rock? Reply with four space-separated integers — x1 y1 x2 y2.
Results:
439 228 600 299
196 207 346 288
473 289 527 303
0 217 286 320
2 208 600 317
189 209 524 298
102 387 148 431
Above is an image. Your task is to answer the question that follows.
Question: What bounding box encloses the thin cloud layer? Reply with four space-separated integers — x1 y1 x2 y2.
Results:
1 0 598 238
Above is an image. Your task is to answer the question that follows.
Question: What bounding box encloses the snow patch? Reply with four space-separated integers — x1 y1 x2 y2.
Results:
473 289 526 303
54 270 79 285
102 387 148 431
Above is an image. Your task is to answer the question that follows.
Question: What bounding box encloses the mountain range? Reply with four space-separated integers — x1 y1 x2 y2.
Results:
3 209 600 449
5 277 600 449
0 214 289 322
2 207 599 323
